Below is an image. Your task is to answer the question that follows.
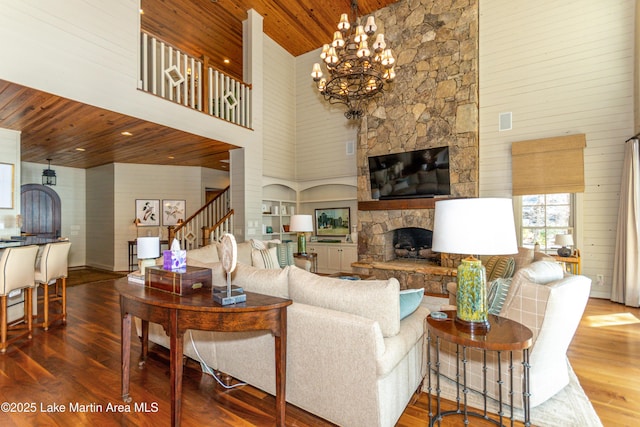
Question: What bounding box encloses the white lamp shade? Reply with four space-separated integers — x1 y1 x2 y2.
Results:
137 236 160 259
555 234 574 246
289 214 314 232
432 198 518 256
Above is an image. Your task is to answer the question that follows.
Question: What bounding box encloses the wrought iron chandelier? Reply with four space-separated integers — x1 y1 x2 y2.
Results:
311 0 396 120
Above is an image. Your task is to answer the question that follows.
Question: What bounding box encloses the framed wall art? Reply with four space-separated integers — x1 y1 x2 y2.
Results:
314 207 350 237
162 199 186 226
135 199 160 226
0 163 14 209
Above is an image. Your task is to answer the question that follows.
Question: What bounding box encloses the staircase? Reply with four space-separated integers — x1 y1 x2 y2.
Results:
168 186 233 250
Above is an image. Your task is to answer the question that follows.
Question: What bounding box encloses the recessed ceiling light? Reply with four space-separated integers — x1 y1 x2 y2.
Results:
220 159 230 163
168 156 175 159
223 59 230 64
75 148 86 152
139 8 144 14
121 131 133 136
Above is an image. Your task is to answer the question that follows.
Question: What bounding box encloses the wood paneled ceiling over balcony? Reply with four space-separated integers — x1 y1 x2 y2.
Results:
2 0 399 170
142 0 400 80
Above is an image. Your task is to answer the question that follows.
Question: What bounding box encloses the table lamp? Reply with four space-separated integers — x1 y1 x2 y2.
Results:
432 198 518 333
554 234 574 257
137 236 160 275
290 214 314 255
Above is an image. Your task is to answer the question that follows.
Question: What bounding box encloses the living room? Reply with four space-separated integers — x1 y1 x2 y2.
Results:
0 0 638 425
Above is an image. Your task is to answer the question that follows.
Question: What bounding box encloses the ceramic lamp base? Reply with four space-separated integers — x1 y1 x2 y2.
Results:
456 257 490 334
298 233 307 255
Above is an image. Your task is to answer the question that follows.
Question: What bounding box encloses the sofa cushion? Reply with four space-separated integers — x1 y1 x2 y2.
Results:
186 244 220 269
251 247 280 269
399 288 424 320
288 266 401 337
230 263 290 298
513 247 535 271
520 261 564 284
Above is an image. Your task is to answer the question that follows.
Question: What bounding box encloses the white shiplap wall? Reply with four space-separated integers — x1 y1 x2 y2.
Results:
0 129 22 239
295 50 358 182
263 36 295 180
479 0 635 298
112 163 203 271
86 164 115 270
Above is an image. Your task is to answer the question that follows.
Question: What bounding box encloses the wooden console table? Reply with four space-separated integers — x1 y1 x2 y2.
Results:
115 279 292 427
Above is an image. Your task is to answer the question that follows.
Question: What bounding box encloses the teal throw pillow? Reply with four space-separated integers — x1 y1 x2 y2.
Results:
487 278 512 315
399 288 424 320
270 242 295 268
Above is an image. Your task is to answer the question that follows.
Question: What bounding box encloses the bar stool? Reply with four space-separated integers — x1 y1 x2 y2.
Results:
35 242 71 331
0 245 39 353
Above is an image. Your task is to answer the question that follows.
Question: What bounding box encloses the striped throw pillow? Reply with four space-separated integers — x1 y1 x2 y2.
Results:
251 247 280 269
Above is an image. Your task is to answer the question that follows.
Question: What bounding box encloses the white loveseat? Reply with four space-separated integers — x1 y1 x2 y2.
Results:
138 242 429 427
433 260 591 409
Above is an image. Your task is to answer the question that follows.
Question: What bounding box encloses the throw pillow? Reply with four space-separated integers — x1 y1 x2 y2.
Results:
269 242 295 268
487 278 512 315
251 247 280 269
399 288 424 320
521 260 564 284
483 256 515 281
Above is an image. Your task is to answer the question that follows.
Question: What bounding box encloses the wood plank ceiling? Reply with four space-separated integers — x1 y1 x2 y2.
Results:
0 0 398 171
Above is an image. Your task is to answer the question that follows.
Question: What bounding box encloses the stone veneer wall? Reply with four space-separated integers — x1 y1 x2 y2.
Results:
357 0 479 266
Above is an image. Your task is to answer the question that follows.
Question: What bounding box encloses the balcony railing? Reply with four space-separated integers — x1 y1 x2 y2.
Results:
139 31 252 129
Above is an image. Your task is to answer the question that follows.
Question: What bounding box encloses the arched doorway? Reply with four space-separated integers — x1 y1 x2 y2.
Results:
20 184 61 238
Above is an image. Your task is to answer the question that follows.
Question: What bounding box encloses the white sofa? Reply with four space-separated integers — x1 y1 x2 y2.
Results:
433 260 591 409
138 242 429 427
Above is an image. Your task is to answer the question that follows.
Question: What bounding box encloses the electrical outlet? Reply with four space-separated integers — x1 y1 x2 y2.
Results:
596 274 604 286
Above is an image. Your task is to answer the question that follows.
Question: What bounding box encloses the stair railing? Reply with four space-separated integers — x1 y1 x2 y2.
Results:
168 186 231 250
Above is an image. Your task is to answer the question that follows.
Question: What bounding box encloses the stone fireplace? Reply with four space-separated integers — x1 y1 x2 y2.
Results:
350 1 479 294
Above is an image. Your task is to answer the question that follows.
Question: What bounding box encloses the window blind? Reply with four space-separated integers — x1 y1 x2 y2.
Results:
511 134 586 196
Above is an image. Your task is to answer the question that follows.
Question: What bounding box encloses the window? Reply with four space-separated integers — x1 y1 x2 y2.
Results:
520 193 574 252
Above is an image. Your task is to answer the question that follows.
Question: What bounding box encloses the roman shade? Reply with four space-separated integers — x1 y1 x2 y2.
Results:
511 134 586 195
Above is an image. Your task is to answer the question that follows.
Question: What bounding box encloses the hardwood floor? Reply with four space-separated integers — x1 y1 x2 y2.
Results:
0 279 637 426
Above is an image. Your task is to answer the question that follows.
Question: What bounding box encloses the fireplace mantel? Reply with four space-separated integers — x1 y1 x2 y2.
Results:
358 197 456 211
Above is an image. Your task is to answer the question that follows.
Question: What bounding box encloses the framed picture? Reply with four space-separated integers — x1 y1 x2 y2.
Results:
162 200 186 226
135 199 160 226
315 207 350 237
0 163 14 209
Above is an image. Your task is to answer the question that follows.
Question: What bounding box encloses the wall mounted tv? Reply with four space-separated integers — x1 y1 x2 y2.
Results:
368 146 450 200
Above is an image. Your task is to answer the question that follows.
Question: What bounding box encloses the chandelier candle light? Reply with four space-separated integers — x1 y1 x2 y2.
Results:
311 0 395 119
432 198 518 333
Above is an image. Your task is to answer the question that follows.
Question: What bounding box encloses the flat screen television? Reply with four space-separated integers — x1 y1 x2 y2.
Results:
368 146 450 200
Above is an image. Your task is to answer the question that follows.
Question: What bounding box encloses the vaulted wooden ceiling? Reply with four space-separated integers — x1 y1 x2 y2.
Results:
1 0 398 170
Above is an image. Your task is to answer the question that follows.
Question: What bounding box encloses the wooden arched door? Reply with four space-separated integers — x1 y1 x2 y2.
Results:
20 184 61 238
